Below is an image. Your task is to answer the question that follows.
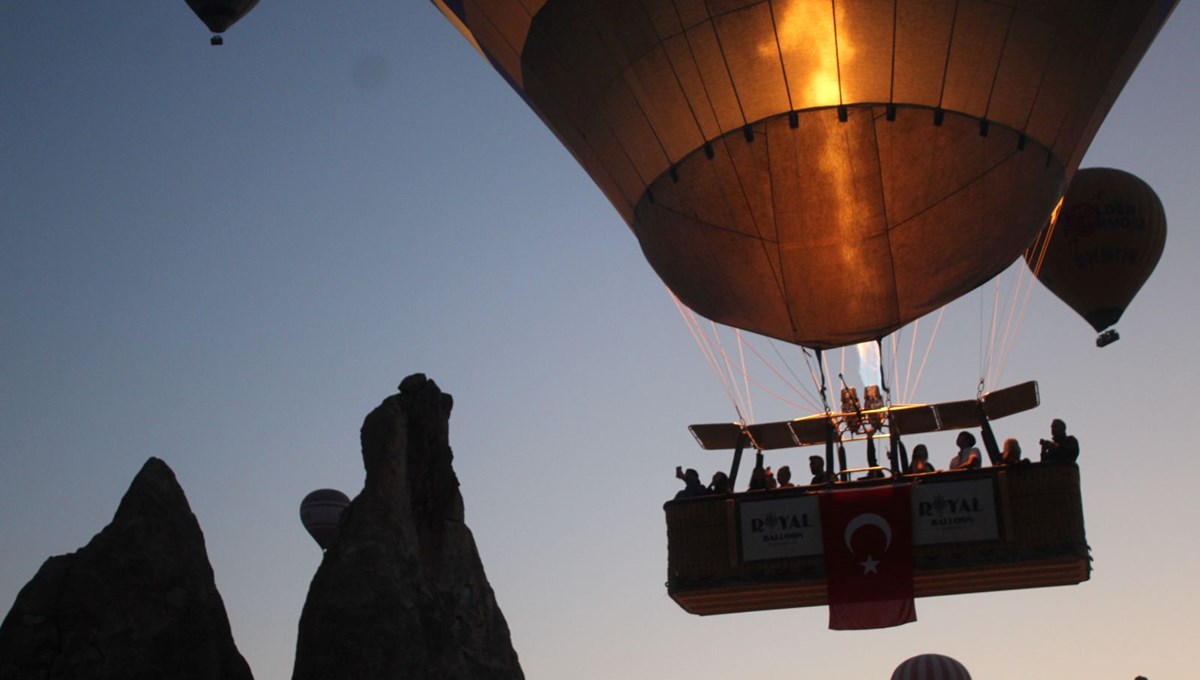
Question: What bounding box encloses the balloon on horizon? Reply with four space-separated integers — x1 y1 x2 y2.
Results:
432 0 1178 350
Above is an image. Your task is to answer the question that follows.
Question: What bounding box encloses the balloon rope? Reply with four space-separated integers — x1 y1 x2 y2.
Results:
994 252 1045 387
978 287 987 387
740 339 823 412
767 340 823 408
708 319 749 421
889 332 901 404
903 319 919 403
801 347 824 405
815 350 832 415
743 373 814 412
991 200 1063 385
990 263 1029 387
671 293 747 423
1027 200 1062 280
909 306 946 402
982 275 1004 392
735 330 755 424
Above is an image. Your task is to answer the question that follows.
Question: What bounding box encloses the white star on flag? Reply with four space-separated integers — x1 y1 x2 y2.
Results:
860 555 880 574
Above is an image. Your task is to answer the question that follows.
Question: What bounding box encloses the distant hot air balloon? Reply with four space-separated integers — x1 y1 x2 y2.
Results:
891 653 972 680
1025 167 1166 346
186 0 261 45
433 0 1177 350
299 489 350 550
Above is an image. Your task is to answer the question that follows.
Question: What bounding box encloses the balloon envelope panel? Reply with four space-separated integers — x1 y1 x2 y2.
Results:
435 0 1176 348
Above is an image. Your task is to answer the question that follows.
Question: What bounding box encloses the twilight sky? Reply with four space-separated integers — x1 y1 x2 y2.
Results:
3 2 1198 678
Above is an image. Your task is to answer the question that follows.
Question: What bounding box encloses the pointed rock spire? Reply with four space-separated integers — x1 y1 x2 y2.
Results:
0 457 253 680
292 374 524 680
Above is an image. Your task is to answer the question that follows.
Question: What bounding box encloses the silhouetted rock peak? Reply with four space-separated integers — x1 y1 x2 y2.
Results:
292 374 524 680
0 457 253 680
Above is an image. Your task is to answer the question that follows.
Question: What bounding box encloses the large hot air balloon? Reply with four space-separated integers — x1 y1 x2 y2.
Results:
433 0 1177 349
1025 167 1166 346
186 0 261 45
299 489 350 550
891 653 972 680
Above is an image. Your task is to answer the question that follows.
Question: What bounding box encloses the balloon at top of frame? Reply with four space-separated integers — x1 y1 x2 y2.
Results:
299 488 350 551
186 0 260 43
1025 167 1166 335
432 0 1177 349
891 653 972 680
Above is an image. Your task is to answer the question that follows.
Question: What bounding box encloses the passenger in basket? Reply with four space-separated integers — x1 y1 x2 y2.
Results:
808 455 831 485
775 465 794 488
707 471 731 494
748 452 776 491
948 431 982 470
674 467 708 499
1001 438 1029 465
1039 419 1080 464
909 444 936 473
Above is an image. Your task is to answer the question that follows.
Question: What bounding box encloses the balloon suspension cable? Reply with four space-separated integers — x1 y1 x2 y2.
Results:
708 319 750 422
734 329 754 424
877 337 905 476
981 275 1005 392
907 306 946 404
902 320 918 403
801 347 827 408
764 341 824 411
990 210 1062 386
888 333 901 406
816 350 832 415
815 349 837 483
741 340 823 412
672 291 824 420
978 286 987 389
671 292 747 423
876 337 892 406
991 261 1037 387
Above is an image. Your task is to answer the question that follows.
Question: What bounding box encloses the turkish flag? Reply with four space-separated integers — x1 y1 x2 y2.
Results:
819 484 916 630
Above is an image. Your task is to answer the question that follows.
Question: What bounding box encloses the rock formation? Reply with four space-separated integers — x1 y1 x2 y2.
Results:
0 457 253 680
292 374 524 680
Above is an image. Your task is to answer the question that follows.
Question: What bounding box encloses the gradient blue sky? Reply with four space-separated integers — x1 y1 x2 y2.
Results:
3 2 1198 678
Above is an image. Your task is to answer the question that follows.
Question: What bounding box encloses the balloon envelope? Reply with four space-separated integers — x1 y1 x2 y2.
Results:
300 489 350 550
433 0 1176 348
186 0 261 34
891 653 972 680
1025 167 1166 333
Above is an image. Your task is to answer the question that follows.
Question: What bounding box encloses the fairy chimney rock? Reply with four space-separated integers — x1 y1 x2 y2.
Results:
292 373 524 680
0 457 253 680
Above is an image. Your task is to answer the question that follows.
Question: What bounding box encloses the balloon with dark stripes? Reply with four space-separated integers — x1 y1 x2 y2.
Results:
299 489 351 551
891 653 972 680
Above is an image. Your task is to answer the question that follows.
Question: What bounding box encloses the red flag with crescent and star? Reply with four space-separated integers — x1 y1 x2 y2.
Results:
819 483 916 630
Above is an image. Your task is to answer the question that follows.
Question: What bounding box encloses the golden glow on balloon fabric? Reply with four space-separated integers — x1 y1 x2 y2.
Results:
1025 167 1167 333
434 0 1177 348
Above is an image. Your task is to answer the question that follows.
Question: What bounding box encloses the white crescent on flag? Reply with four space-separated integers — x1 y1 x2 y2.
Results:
844 513 893 552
